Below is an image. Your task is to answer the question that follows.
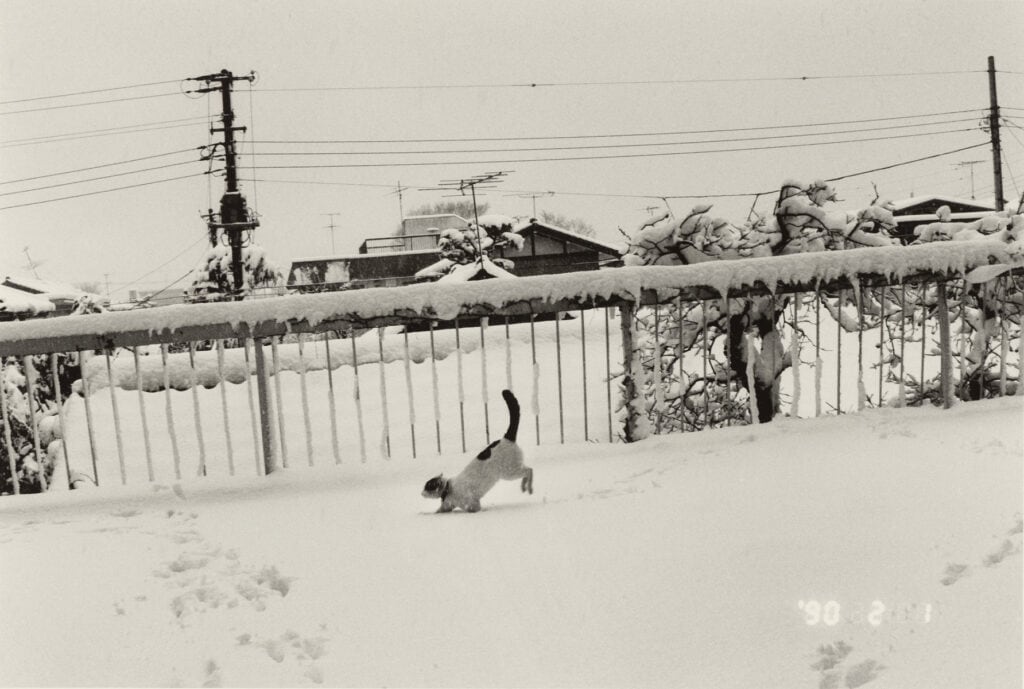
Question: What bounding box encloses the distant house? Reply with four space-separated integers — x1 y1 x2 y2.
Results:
287 216 623 292
889 196 996 243
0 276 97 320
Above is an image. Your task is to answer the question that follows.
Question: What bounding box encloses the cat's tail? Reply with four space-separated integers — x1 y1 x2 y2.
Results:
502 389 520 442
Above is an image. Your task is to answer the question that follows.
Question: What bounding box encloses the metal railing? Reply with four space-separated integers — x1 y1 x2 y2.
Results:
1 241 1020 495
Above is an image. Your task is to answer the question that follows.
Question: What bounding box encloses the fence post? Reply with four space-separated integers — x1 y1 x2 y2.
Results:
619 300 641 442
253 337 277 474
936 282 954 409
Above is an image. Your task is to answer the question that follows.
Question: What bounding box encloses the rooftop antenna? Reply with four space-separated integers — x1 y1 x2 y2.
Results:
505 190 554 217
955 160 984 199
323 212 341 254
421 171 512 265
21 246 42 279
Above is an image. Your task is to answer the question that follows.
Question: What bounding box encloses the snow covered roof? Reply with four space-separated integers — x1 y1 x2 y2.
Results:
511 219 624 255
2 275 90 302
889 195 994 213
0 284 56 317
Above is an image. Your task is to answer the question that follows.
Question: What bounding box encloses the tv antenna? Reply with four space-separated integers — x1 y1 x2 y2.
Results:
505 190 554 217
421 171 512 263
955 160 984 199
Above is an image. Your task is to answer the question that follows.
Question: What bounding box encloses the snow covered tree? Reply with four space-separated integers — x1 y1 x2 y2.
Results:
618 179 917 437
415 214 525 281
186 242 283 302
538 210 597 238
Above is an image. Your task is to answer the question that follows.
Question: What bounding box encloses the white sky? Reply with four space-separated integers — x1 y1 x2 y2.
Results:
1 0 1022 299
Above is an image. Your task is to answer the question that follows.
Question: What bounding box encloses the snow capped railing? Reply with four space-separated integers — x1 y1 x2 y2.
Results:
1 240 1020 495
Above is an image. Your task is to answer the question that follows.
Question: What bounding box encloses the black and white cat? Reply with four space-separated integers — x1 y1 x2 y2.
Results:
421 389 533 513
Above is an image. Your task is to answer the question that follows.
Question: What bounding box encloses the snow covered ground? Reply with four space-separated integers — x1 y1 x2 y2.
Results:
1 395 1020 688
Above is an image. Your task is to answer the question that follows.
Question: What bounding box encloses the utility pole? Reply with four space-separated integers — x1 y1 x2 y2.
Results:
189 69 258 298
323 213 341 254
955 160 984 199
987 56 1005 211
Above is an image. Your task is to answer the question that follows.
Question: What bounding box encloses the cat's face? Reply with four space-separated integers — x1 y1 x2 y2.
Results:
422 474 445 498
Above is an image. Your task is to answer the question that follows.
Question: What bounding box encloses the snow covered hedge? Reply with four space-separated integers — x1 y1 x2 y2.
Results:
617 179 1023 438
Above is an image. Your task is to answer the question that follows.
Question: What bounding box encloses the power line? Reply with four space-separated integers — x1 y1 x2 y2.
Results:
0 116 212 147
0 91 185 116
247 128 981 169
0 79 184 105
249 118 981 157
0 160 199 197
250 109 983 145
0 173 205 211
253 69 983 93
119 235 208 293
0 148 197 185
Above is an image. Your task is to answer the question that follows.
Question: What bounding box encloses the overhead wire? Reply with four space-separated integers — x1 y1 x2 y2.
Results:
0 91 186 116
246 128 982 170
0 148 198 185
0 116 213 147
0 173 206 211
248 118 981 157
118 234 209 293
252 69 983 93
250 109 984 144
0 160 201 197
0 78 184 105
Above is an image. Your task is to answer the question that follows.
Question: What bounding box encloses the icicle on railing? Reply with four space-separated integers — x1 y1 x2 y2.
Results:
187 343 206 477
403 328 417 458
350 331 367 463
790 296 801 418
271 337 289 467
429 323 442 455
479 317 490 442
454 318 466 453
50 354 72 489
242 339 263 474
133 346 155 482
580 309 589 441
554 312 565 443
104 350 126 484
297 333 315 467
323 333 342 465
377 327 391 460
215 340 235 476
529 311 540 445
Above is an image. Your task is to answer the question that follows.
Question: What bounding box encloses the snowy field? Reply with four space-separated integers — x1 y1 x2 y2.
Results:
1 395 1021 688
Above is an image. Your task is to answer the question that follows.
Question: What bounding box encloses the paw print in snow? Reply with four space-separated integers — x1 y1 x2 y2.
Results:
811 642 885 689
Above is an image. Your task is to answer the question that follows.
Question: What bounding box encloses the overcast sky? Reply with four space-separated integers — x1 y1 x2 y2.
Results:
1 0 1022 299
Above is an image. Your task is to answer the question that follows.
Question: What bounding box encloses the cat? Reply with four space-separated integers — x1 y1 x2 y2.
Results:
421 389 533 513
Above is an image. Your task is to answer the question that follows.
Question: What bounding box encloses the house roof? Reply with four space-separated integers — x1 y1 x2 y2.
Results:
2 275 90 302
512 219 624 255
889 195 995 213
0 283 55 316
439 257 517 282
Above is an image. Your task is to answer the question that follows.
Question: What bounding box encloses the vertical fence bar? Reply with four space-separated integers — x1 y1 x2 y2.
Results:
214 340 235 476
187 343 207 477
323 333 342 464
836 290 844 414
22 357 47 491
480 317 490 441
429 322 442 455
454 319 466 453
554 311 565 443
297 334 315 467
252 337 276 475
958 280 968 395
814 292 822 418
529 311 540 445
604 307 613 443
676 296 685 432
82 352 101 485
403 328 417 458
653 304 663 434
702 299 710 428
49 355 72 489
619 301 640 441
504 316 513 391
243 339 265 475
580 309 589 442
103 350 126 485
878 289 885 406
790 295 801 418
856 284 866 411
271 337 289 467
350 332 367 463
725 296 733 427
1 361 21 494
998 277 1009 396
899 284 907 406
132 347 154 481
376 327 392 460
920 285 928 405
936 282 954 409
